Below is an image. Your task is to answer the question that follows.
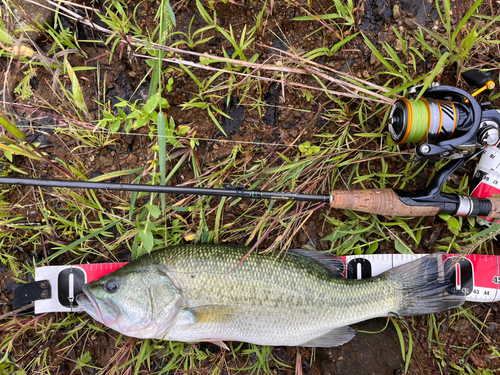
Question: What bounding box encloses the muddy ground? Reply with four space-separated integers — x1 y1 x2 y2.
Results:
1 0 500 374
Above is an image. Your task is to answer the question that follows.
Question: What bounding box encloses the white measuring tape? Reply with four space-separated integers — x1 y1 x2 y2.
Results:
471 144 500 224
33 253 500 314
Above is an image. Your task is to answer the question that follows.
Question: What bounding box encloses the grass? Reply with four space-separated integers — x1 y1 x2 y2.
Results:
0 0 500 374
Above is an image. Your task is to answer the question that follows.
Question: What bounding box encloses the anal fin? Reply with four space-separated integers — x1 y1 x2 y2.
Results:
199 340 230 350
300 326 356 348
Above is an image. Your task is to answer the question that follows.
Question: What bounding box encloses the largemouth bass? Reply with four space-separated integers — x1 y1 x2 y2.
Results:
76 245 464 348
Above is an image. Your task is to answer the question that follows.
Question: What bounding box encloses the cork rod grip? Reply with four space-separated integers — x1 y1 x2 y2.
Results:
485 197 500 218
330 189 441 217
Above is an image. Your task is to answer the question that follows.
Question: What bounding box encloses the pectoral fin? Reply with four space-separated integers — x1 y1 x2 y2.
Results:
301 326 356 347
182 305 236 325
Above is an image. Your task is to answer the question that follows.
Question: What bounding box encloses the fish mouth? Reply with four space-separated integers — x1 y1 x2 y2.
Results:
76 285 118 326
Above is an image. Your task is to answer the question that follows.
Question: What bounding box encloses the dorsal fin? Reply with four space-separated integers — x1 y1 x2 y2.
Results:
287 249 349 277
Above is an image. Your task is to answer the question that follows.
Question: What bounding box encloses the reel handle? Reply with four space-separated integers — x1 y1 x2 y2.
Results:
485 197 500 218
329 189 500 217
462 69 494 92
330 189 440 216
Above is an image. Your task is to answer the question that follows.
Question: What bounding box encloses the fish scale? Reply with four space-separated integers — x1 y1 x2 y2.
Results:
76 245 465 347
161 247 396 345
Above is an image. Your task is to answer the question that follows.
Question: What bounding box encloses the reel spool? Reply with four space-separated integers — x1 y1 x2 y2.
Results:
389 97 469 145
387 70 500 159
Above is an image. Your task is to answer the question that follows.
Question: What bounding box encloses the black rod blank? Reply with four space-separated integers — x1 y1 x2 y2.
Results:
0 177 331 203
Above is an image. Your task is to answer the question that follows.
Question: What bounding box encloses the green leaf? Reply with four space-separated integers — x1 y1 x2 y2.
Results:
0 143 42 160
145 204 161 219
416 24 449 47
391 318 406 361
366 242 378 254
177 125 190 135
361 33 399 75
446 217 461 235
299 141 310 153
452 0 482 42
394 238 412 254
292 14 342 21
8 164 27 174
165 0 177 27
166 205 192 212
143 93 160 114
3 150 12 162
65 57 88 115
139 230 154 252
196 0 214 25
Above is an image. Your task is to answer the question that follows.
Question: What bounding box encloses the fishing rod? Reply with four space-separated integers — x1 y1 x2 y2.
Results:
1 151 500 218
3 72 500 218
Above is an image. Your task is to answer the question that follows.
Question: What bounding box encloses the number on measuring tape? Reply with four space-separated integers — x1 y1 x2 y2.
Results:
58 268 85 308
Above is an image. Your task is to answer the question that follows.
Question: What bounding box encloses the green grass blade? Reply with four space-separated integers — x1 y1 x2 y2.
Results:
391 318 406 361
0 108 26 140
452 0 482 42
158 112 167 211
88 167 144 182
214 196 226 244
361 33 399 76
42 219 123 264
414 52 450 101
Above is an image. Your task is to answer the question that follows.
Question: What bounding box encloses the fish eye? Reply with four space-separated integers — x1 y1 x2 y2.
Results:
104 280 119 293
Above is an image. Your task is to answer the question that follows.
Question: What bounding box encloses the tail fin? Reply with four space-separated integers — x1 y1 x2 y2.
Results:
387 254 465 316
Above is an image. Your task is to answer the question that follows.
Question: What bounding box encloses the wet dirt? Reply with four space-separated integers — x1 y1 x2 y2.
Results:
2 0 500 374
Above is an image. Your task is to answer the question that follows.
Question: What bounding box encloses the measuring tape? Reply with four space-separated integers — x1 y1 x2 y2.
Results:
471 144 500 224
13 253 499 314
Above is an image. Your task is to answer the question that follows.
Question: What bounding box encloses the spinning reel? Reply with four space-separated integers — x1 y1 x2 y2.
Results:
388 69 500 159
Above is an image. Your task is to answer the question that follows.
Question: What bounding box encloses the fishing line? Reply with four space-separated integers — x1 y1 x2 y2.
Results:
5 124 409 155
6 114 412 156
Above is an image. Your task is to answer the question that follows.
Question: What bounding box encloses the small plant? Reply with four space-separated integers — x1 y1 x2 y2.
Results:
414 0 500 78
170 15 214 49
298 141 320 156
303 32 358 60
216 24 257 62
290 0 355 29
98 0 144 61
98 92 170 133
179 66 232 136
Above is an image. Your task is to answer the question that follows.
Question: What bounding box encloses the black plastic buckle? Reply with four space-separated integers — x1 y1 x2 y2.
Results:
13 280 51 311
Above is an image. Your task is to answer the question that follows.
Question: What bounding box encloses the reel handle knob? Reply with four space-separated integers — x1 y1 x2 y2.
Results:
462 69 495 95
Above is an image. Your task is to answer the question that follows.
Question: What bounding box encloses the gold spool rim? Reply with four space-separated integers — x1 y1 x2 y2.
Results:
397 97 413 145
